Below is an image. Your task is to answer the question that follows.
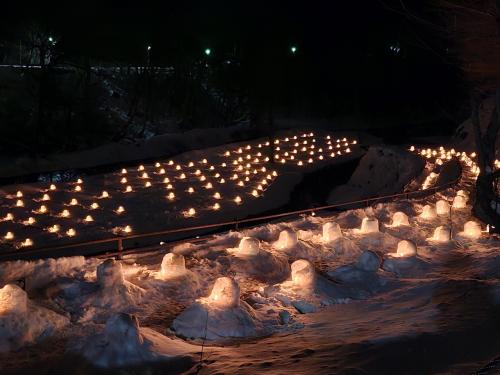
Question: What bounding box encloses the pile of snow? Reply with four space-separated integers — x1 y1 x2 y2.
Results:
80 313 195 368
0 284 68 352
461 221 482 239
160 253 187 279
420 204 437 220
328 146 424 205
431 226 451 242
275 229 298 249
171 277 264 340
358 217 379 234
436 200 450 216
356 250 382 272
391 211 410 227
236 237 261 256
322 222 343 243
391 240 417 258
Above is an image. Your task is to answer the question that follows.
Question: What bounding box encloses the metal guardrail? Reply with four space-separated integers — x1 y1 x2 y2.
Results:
0 175 461 262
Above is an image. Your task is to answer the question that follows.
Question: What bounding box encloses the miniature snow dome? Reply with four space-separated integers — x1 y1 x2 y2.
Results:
463 221 482 239
276 228 298 249
395 240 417 257
209 277 240 308
0 284 27 315
356 250 381 272
322 222 342 242
105 313 142 345
392 211 409 226
420 204 437 219
456 190 469 199
237 237 260 256
360 217 379 233
161 253 186 278
452 195 467 209
290 259 316 287
97 259 125 288
432 225 451 242
436 200 450 215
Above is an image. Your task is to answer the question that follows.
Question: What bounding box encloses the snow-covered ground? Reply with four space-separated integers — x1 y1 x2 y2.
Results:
0 131 361 253
0 143 499 374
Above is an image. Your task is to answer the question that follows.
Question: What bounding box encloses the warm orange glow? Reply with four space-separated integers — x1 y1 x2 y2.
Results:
66 228 76 237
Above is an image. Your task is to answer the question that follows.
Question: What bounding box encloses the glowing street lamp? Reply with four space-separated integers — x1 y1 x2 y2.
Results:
204 48 211 56
290 45 297 54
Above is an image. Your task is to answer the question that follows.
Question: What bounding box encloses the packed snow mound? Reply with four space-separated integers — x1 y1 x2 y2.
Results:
461 221 482 239
436 200 450 216
357 217 379 234
356 251 382 272
457 190 469 199
0 256 87 291
275 229 298 249
420 204 437 220
160 253 187 279
229 248 290 284
453 195 467 209
97 259 125 288
237 237 261 256
391 211 410 227
392 240 417 257
431 226 451 242
80 313 195 368
382 254 430 278
0 284 68 352
171 277 265 340
328 146 424 205
322 222 342 242
290 260 316 288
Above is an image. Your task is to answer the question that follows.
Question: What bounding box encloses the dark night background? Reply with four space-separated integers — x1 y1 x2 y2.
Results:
0 1 467 157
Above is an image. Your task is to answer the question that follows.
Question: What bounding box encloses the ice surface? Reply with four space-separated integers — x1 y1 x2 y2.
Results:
391 211 409 226
432 225 451 242
436 199 450 215
322 222 342 242
420 204 437 219
237 237 260 256
359 217 379 233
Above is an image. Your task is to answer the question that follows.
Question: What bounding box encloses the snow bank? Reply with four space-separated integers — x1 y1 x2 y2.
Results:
0 284 68 352
171 277 265 340
328 146 424 205
80 313 195 368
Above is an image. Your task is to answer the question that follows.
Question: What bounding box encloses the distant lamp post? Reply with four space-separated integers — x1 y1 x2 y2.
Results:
147 45 152 51
290 45 297 54
48 37 53 43
204 48 211 56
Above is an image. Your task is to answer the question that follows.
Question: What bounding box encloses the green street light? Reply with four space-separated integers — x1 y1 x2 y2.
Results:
290 46 297 54
48 37 53 42
204 48 211 56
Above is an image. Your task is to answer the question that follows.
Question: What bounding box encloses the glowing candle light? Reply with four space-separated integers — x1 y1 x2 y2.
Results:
39 205 47 213
308 158 313 163
123 225 132 233
209 165 215 170
238 165 244 171
74 185 82 192
166 184 173 189
4 213 13 221
201 158 208 164
61 209 70 217
258 184 263 191
91 202 99 209
168 160 174 165
179 173 186 179
141 172 149 179
220 178 225 184
272 171 278 177
145 181 152 187
25 217 35 225
298 161 303 166
4 232 14 240
224 151 230 157
176 165 182 171
77 178 83 184
125 185 133 192
188 187 195 193
163 177 170 183
213 202 220 210
116 206 125 213
200 175 206 181
234 196 242 204
222 162 227 167
155 162 161 168
121 168 127 174
21 238 33 247
167 192 175 200
66 228 76 237
206 182 213 189
214 192 221 199
121 177 127 183
100 191 109 198
237 180 244 186
42 193 50 201
252 189 259 197
16 191 23 198
319 155 324 160
346 148 351 153
185 208 196 217
16 199 24 207
265 157 270 162
138 165 145 171
48 224 60 233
